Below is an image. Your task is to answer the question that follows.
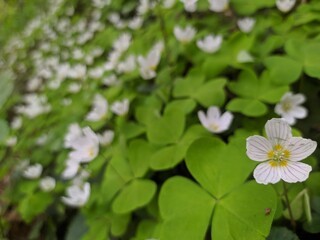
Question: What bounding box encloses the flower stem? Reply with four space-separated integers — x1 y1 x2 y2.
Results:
156 4 171 66
282 181 296 231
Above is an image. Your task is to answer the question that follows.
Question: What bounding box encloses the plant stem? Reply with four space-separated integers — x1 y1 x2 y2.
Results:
282 181 296 231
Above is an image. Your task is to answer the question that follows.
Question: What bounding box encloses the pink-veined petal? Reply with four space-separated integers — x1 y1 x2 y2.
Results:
253 162 281 185
265 118 292 146
246 136 272 161
207 106 220 120
280 161 312 183
286 137 317 161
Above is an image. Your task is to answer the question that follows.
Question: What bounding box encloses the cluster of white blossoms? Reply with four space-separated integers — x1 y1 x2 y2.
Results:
246 118 316 184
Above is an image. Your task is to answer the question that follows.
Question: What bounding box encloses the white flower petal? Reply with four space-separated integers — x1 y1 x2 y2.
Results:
207 106 220 120
253 162 281 184
291 93 305 105
246 136 272 161
281 113 296 125
286 137 317 161
218 111 233 130
280 161 312 183
291 106 307 119
265 118 292 146
198 110 209 128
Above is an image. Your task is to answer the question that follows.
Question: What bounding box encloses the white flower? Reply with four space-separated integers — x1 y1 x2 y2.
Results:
64 123 82 148
68 64 87 80
237 50 254 63
128 16 143 30
11 116 22 130
39 176 56 192
88 66 104 79
198 106 233 133
102 74 120 86
173 25 196 43
23 163 43 179
275 92 307 125
180 0 197 12
276 0 296 13
208 0 229 12
163 0 176 8
6 136 17 147
98 130 114 145
246 118 316 184
197 34 223 53
111 99 130 116
62 158 80 179
68 83 82 93
86 94 108 122
69 127 99 163
117 55 136 73
237 17 255 33
72 169 90 186
113 33 131 53
61 182 90 207
15 94 51 118
137 48 161 80
104 50 121 71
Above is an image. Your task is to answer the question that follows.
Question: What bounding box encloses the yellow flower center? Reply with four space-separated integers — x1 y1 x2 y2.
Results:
282 101 292 112
88 147 95 157
267 144 290 167
209 123 220 132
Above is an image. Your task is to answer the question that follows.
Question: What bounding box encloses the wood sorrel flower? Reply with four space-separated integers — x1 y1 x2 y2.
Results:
246 118 316 185
276 0 296 13
61 182 90 207
275 92 307 125
197 34 223 53
198 106 233 133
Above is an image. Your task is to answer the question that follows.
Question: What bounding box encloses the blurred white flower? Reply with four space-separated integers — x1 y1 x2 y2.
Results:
174 25 196 43
68 64 87 80
39 176 56 192
62 98 72 106
180 0 197 12
198 106 233 133
72 48 84 60
104 50 121 71
5 136 17 147
276 0 296 13
62 158 80 179
197 34 223 53
111 99 130 116
64 123 82 148
69 127 99 163
68 83 82 93
27 77 42 91
86 94 108 122
237 50 254 63
23 163 43 179
15 94 51 119
88 67 104 79
163 0 176 8
11 116 22 130
98 130 114 145
275 92 307 125
208 0 229 12
128 16 143 30
102 74 120 86
237 17 256 33
138 48 161 80
62 182 90 207
72 170 91 186
137 0 154 15
117 55 136 73
246 118 316 184
113 33 131 53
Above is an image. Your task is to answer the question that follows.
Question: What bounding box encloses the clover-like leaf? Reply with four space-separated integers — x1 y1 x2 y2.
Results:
159 176 215 240
112 179 156 214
